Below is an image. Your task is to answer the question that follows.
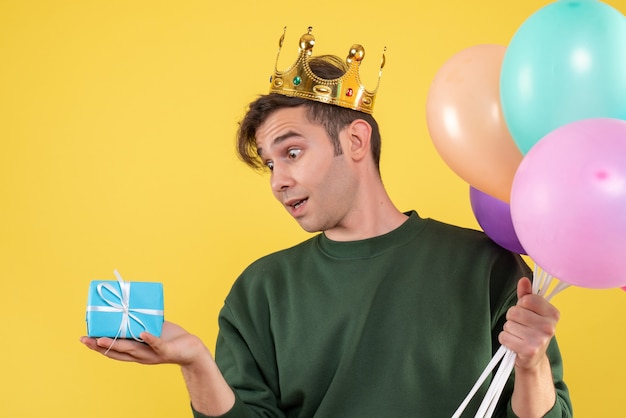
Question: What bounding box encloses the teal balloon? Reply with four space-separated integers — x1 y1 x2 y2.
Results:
500 0 626 155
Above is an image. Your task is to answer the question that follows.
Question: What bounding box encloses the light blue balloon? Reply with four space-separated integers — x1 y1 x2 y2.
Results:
500 0 626 155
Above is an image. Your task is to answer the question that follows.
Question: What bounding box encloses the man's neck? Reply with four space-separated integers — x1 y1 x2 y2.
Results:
324 190 408 242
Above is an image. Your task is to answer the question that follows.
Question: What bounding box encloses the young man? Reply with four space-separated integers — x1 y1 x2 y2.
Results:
81 29 572 417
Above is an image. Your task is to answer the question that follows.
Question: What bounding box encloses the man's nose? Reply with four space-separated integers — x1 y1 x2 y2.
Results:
270 164 294 192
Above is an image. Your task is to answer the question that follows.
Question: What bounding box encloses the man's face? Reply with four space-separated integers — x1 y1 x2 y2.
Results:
255 106 358 233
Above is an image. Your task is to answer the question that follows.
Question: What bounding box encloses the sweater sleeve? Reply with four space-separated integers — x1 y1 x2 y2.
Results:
501 337 573 417
482 249 572 418
190 392 256 418
188 301 284 418
209 297 285 418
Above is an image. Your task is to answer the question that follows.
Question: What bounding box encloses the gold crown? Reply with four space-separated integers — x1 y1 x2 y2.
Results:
269 27 385 114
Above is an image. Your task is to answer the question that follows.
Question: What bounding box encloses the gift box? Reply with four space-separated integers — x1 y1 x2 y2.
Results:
86 270 164 340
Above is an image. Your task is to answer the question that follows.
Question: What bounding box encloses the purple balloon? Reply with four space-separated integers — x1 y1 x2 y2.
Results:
511 118 626 289
470 186 526 254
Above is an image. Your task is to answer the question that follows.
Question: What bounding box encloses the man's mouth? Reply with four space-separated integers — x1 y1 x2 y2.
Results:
290 199 307 210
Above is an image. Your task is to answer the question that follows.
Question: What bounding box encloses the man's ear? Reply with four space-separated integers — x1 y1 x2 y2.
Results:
345 119 372 162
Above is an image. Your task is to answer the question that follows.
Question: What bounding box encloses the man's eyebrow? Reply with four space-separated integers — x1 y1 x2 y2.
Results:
257 131 300 157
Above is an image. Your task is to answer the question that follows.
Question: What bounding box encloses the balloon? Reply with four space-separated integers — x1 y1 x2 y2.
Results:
470 186 526 254
500 0 626 155
511 118 626 289
426 44 523 203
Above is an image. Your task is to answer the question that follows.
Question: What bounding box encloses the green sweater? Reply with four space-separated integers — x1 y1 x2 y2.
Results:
194 212 572 417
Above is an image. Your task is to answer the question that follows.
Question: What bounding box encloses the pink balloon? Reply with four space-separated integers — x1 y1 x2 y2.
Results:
511 118 626 289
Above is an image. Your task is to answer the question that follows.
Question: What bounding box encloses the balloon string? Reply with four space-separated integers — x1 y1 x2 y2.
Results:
533 264 571 301
452 263 569 418
451 346 507 418
480 348 516 418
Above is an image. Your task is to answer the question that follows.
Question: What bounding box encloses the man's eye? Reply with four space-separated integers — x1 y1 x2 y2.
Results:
265 161 274 170
288 149 301 159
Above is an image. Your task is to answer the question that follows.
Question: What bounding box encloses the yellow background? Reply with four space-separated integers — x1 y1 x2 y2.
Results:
1 0 624 416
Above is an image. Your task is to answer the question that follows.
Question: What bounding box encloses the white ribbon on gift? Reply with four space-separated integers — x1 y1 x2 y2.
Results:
86 270 163 343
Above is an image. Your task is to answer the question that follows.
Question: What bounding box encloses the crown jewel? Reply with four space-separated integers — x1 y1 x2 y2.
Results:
269 27 385 114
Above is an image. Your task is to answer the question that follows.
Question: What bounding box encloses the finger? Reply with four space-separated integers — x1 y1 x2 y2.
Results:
96 337 126 350
504 308 556 350
517 294 561 319
500 322 547 357
140 332 163 352
501 320 526 343
108 338 164 362
509 304 558 338
507 304 541 327
81 336 135 360
80 336 99 350
96 337 146 352
81 336 122 354
517 276 533 300
98 347 141 362
516 276 561 319
498 327 523 353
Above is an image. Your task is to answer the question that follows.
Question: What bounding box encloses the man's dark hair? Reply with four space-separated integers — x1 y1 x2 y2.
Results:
236 55 382 172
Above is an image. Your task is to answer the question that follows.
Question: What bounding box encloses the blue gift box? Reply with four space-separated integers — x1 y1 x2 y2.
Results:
86 270 164 340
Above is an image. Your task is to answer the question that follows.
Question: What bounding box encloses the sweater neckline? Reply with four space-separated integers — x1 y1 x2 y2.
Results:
316 211 426 260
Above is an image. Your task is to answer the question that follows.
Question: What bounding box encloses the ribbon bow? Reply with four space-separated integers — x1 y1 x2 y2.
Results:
87 270 163 342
